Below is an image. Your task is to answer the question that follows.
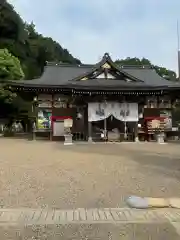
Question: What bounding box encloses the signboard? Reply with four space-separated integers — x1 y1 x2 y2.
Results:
53 94 67 102
160 110 171 117
147 118 166 130
38 94 52 101
164 117 172 129
37 110 52 129
160 111 172 129
53 102 67 108
151 119 160 128
38 101 52 108
53 121 64 136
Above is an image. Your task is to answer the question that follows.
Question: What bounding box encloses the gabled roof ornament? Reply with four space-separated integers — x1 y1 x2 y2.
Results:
103 52 110 59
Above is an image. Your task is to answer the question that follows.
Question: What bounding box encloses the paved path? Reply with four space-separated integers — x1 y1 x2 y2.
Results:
1 208 180 239
0 207 180 225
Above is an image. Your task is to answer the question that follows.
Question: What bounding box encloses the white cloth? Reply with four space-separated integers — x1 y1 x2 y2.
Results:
88 102 138 122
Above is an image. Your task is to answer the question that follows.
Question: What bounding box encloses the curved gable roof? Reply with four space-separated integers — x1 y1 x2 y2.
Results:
8 53 180 90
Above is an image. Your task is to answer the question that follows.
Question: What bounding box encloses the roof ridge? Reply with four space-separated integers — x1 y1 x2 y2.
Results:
46 62 93 68
45 61 152 70
118 65 152 69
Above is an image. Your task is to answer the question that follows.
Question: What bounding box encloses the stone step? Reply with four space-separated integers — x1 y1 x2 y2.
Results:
0 208 180 225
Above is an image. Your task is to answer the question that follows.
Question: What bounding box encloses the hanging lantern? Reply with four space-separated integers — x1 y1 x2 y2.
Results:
33 96 37 101
69 104 73 108
77 112 83 119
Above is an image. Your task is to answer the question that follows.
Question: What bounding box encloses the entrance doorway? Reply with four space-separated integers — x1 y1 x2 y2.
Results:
91 115 135 142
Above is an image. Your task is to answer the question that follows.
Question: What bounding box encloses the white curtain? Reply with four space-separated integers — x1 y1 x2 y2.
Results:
88 102 138 122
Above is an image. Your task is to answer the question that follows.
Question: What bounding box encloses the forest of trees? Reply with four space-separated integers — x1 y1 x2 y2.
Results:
0 0 82 120
115 58 177 81
0 0 81 80
0 0 178 122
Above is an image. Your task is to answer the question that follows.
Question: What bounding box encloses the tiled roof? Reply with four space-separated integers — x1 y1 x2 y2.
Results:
8 53 180 90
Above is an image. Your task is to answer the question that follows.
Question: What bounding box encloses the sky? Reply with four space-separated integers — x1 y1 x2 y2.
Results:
9 0 180 73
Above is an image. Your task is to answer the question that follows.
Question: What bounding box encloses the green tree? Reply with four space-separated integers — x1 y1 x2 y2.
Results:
0 0 81 121
0 48 24 80
0 48 28 123
0 1 81 80
0 48 24 106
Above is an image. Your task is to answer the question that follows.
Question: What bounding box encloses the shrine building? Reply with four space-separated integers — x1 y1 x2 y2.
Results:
9 53 180 142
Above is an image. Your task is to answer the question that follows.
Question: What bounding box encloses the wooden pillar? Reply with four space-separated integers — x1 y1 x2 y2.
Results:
32 100 36 140
134 122 139 142
87 100 93 142
88 121 92 142
50 94 54 141
49 130 52 141
123 97 127 140
83 103 88 141
135 101 140 142
32 129 36 140
104 117 107 141
103 74 108 142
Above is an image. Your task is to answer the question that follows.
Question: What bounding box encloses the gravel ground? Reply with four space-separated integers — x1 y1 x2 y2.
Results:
0 139 180 209
1 139 180 238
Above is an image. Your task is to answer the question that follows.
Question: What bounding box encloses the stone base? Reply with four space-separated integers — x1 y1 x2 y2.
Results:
64 142 73 145
88 137 93 142
64 134 73 145
156 133 165 144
